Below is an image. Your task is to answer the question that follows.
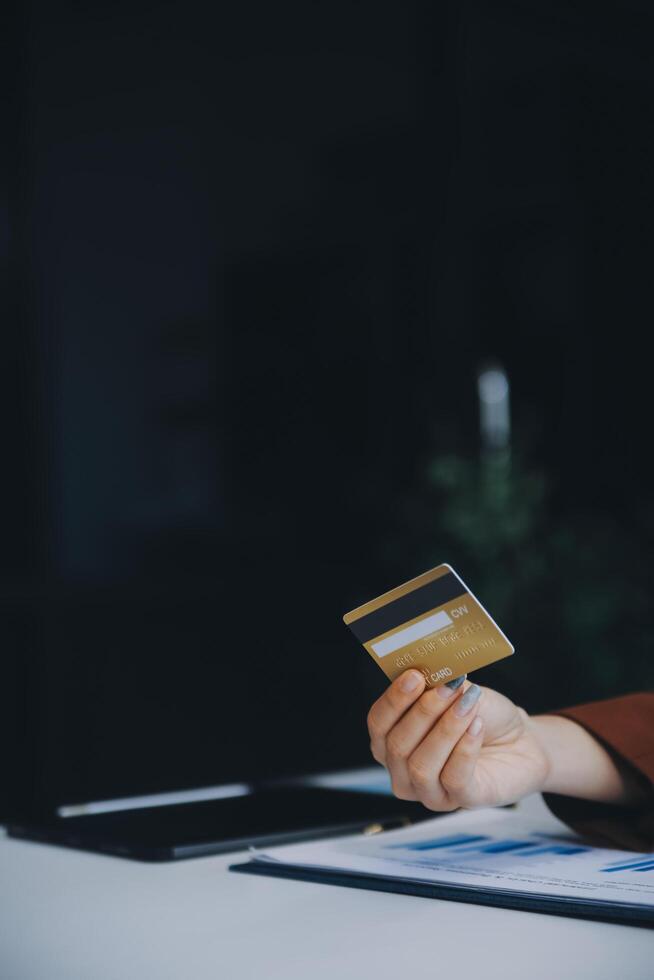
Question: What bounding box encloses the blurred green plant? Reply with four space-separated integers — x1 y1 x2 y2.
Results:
384 440 651 713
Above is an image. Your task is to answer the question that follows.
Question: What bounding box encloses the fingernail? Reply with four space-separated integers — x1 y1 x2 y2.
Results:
454 683 482 717
399 671 422 693
445 674 466 691
437 682 455 699
468 716 483 737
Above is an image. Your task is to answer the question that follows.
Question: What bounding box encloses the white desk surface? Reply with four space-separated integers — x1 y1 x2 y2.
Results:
1 793 651 980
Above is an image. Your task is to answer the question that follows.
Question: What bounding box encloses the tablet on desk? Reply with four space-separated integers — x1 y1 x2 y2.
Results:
6 785 430 860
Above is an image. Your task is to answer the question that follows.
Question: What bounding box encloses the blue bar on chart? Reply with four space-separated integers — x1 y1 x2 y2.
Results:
448 840 590 857
388 834 592 857
387 834 489 851
455 840 535 854
601 857 654 873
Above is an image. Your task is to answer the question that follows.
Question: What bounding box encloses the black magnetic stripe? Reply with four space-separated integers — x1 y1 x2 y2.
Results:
348 573 467 644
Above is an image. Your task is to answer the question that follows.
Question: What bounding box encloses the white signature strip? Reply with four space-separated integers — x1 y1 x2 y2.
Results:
371 610 453 658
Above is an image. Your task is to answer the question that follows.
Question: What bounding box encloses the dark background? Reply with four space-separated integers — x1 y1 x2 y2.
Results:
1 0 653 817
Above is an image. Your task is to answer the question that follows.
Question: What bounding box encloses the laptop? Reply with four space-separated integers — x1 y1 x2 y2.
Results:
5 585 432 860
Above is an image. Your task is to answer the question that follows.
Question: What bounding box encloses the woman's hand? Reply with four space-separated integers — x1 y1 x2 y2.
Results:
367 671 644 811
367 671 549 811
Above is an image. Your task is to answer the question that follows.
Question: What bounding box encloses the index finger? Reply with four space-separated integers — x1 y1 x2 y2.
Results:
367 670 426 765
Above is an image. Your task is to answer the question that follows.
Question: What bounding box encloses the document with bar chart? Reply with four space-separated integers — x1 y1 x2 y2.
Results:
231 807 654 924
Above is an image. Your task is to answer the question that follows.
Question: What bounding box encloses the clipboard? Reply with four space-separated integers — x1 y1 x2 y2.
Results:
230 858 654 926
229 806 654 927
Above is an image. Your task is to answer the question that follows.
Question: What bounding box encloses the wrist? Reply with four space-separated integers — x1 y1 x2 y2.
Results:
530 715 578 796
530 714 643 805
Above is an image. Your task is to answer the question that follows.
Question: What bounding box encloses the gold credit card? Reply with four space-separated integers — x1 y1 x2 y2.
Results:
343 564 514 688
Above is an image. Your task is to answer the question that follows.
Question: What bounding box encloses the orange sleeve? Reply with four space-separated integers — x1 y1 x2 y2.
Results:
542 692 654 852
